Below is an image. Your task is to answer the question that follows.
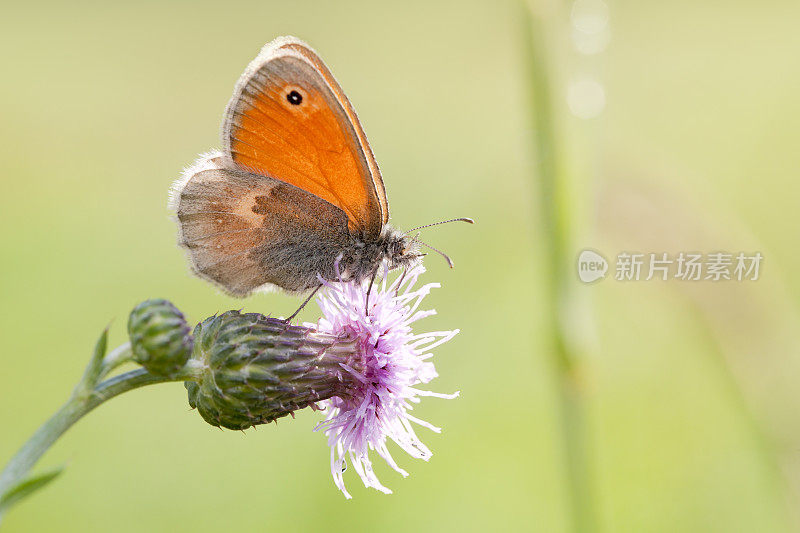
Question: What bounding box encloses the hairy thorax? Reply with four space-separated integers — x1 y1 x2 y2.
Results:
329 225 420 287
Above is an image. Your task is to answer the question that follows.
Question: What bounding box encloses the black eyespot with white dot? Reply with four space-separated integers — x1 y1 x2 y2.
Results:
286 90 303 105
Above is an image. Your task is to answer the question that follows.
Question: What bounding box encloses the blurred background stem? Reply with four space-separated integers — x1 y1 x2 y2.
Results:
522 2 596 532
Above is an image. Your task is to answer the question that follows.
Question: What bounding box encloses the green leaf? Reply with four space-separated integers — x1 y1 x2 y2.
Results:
80 327 110 392
0 466 64 516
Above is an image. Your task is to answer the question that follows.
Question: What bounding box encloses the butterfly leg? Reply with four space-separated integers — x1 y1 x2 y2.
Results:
365 270 378 315
394 267 408 296
285 284 322 323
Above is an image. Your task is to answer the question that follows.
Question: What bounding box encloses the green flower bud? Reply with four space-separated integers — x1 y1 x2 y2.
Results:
128 299 194 377
186 310 360 430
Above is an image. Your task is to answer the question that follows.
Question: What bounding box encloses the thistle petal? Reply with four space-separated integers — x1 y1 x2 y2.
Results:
313 266 457 497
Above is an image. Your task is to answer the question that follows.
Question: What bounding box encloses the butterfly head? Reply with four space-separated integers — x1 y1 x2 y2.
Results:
383 228 422 271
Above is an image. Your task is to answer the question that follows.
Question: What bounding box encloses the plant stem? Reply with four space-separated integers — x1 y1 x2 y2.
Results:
521 2 596 532
100 342 135 376
0 361 202 501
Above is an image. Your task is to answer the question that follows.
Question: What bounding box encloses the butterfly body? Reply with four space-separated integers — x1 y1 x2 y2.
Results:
171 38 420 297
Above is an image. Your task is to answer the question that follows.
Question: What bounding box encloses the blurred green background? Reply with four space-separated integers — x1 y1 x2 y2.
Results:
1 0 799 531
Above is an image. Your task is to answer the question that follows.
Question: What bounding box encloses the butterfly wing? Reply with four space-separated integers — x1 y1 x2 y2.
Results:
172 152 351 296
221 36 388 239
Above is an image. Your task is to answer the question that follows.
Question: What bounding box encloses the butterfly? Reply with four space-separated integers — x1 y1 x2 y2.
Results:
170 36 470 310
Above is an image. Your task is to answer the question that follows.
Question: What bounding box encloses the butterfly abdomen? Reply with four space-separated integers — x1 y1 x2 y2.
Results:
270 225 417 291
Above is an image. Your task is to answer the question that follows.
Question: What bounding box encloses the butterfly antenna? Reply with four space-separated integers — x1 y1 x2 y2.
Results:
417 240 455 268
405 217 474 234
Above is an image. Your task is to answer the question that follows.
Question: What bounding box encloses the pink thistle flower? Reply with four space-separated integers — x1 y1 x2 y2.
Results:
313 265 459 498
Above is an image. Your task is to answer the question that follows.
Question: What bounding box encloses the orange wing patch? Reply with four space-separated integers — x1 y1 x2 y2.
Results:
280 39 389 225
223 44 385 238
